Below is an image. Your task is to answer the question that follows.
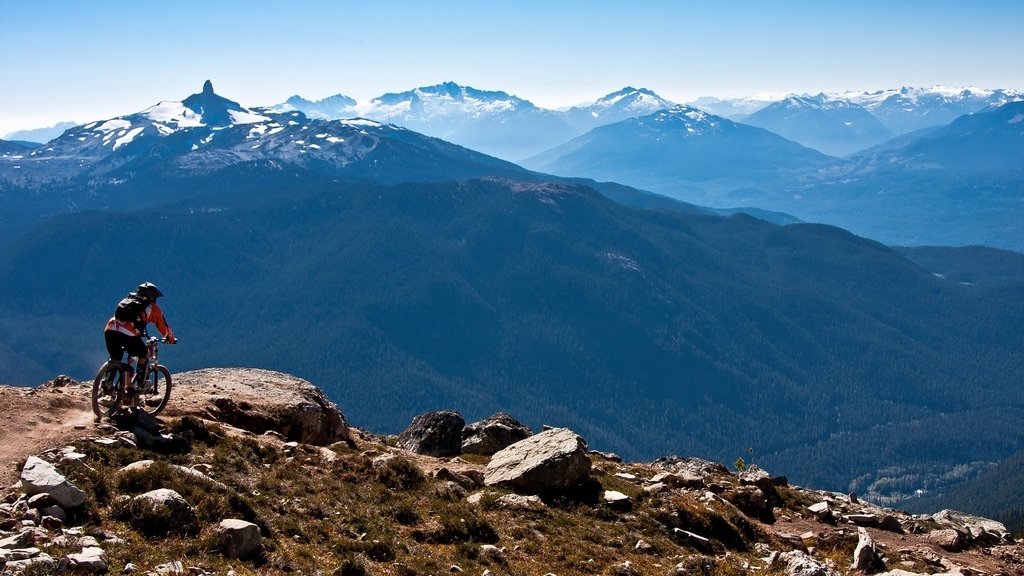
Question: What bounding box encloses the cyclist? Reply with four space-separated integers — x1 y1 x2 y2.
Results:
104 282 177 390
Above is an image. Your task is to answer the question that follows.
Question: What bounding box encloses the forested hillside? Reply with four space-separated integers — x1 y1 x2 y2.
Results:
1 168 1022 504
906 450 1024 535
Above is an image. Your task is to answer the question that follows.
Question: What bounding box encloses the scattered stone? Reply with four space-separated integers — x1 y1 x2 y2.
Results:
120 459 229 490
397 410 465 457
435 467 477 490
434 480 468 500
808 501 830 516
67 546 108 573
635 539 653 553
927 528 964 552
851 527 880 571
128 489 199 536
25 493 57 509
495 493 545 510
218 519 262 559
778 550 840 576
479 544 505 562
846 513 879 525
650 472 680 486
589 450 622 462
19 456 87 508
739 465 773 488
484 428 591 494
4 551 55 573
777 531 808 552
40 515 63 530
604 490 632 510
614 472 638 481
643 482 669 494
725 485 772 521
461 412 533 455
878 514 904 533
673 528 712 551
156 560 186 574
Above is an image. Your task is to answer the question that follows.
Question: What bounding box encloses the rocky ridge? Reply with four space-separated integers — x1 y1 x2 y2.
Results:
0 369 1021 576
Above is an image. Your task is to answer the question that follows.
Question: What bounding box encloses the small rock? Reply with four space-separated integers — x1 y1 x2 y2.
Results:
851 527 879 570
479 544 505 561
604 490 632 510
67 546 108 573
217 519 262 559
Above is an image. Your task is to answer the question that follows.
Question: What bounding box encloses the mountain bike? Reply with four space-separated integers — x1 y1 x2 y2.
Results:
92 336 173 421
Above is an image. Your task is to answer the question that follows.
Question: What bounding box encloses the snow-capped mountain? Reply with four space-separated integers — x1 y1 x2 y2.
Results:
0 81 526 187
690 86 1023 137
0 81 551 246
267 93 358 120
561 87 676 133
839 86 1022 134
741 95 895 157
687 93 790 119
349 82 577 162
263 83 678 162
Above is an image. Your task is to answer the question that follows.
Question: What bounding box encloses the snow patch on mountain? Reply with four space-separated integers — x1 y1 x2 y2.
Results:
144 102 205 127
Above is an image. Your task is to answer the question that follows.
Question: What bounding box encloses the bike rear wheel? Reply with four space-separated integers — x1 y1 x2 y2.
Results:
139 365 172 417
91 361 124 421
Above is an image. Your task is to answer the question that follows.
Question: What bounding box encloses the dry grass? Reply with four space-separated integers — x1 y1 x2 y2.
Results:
38 419 805 576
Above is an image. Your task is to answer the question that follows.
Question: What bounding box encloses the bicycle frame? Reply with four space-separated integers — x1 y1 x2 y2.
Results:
92 336 173 420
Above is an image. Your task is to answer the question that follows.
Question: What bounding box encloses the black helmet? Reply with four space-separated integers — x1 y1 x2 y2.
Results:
137 282 164 301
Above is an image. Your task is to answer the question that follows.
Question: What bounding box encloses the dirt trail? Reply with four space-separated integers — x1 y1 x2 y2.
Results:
0 382 98 486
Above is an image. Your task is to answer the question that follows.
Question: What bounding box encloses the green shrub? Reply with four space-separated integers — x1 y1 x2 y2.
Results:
375 457 425 490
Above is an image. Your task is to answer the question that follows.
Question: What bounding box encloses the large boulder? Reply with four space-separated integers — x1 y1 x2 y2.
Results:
398 410 465 457
20 456 87 509
926 528 964 552
484 428 591 493
169 368 350 445
932 509 1011 543
462 412 533 455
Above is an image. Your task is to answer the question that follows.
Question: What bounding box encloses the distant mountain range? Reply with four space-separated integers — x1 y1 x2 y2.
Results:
271 84 1020 162
4 81 1022 251
9 82 1019 163
696 86 1021 131
523 100 1024 252
741 95 895 157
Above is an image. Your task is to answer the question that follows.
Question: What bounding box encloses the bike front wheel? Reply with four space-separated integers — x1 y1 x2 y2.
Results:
139 365 172 417
91 361 123 421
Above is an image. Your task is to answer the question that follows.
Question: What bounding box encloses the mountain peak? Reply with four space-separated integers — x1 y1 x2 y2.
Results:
182 80 245 126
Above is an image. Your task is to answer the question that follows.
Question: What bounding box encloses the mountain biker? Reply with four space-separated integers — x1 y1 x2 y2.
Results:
104 282 177 390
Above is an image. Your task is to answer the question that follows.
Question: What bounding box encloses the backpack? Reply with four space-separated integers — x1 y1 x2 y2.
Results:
113 293 148 322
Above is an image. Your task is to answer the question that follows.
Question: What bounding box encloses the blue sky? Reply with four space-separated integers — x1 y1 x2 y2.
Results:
2 0 1022 136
